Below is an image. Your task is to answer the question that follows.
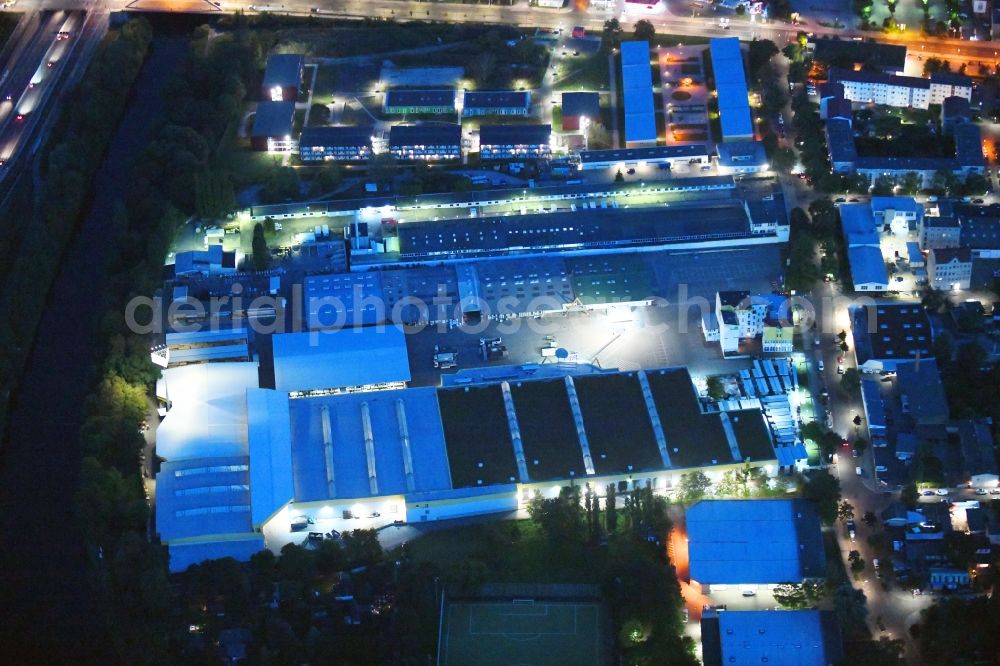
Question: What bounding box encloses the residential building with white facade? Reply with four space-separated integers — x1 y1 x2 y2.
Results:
829 68 971 110
928 247 973 290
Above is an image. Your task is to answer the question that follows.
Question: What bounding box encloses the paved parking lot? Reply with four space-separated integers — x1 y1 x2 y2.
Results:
404 245 784 386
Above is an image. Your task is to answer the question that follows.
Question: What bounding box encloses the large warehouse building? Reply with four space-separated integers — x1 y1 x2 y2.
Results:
154 349 783 571
620 40 657 147
685 499 826 593
709 38 753 142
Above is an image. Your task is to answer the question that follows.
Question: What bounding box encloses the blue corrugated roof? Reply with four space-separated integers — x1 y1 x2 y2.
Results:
167 536 266 573
247 389 295 527
156 456 253 543
686 499 825 584
621 41 657 143
717 610 836 666
847 245 889 288
289 387 452 502
710 38 752 140
870 196 921 214
860 379 886 429
838 203 879 247
271 327 411 392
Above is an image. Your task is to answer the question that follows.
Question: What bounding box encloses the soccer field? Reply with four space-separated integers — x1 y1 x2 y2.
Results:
439 600 605 666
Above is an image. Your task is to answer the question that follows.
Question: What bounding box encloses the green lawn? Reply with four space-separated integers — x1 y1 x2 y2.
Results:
398 520 610 584
554 53 610 92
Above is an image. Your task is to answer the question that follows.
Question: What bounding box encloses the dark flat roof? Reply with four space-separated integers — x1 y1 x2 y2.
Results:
389 123 461 147
262 53 303 88
385 89 455 108
852 303 934 364
561 91 600 118
299 126 371 148
578 144 708 163
463 90 530 109
573 373 663 475
437 385 518 488
645 369 733 468
509 379 587 481
251 101 295 138
479 123 552 145
398 203 751 260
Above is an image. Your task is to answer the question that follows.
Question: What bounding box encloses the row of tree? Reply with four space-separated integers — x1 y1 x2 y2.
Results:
75 22 281 661
0 18 153 437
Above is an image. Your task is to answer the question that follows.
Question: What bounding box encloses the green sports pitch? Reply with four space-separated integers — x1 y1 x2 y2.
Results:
438 600 606 666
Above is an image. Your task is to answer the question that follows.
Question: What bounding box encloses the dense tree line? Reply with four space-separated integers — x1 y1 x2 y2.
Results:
0 18 153 437
73 23 277 661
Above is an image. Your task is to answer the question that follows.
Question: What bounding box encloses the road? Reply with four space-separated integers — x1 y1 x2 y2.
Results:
0 11 82 167
10 0 1000 66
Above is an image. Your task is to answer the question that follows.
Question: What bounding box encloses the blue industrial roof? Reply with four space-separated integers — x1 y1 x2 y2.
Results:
155 362 260 461
305 271 387 328
620 41 657 143
247 389 295 527
838 203 879 247
860 379 887 430
289 387 452 502
847 245 889 288
262 54 304 89
271 327 411 392
686 499 825 584
252 101 295 138
167 536 266 573
896 359 949 423
715 140 766 167
715 610 840 666
871 196 922 215
156 456 253 543
710 38 752 140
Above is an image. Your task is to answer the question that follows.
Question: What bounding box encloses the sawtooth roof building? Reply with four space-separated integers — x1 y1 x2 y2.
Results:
154 356 783 572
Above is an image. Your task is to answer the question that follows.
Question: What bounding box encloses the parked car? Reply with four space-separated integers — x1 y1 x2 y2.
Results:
307 532 325 542
935 488 949 496
847 519 856 540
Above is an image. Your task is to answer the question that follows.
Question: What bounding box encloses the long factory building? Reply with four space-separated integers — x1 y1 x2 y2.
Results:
153 326 787 572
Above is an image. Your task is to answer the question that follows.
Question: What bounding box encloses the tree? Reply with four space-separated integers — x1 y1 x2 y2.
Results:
341 528 383 567
315 539 347 575
633 19 655 42
769 146 796 173
366 153 398 185
840 367 861 395
615 169 625 183
803 469 841 524
850 555 866 575
602 18 622 51
871 174 895 195
901 481 919 507
838 500 855 522
605 483 618 534
773 581 825 609
706 375 727 400
677 471 711 503
833 581 869 637
921 286 949 314
527 486 585 549
470 50 498 85
251 222 269 271
898 171 922 195
747 40 779 85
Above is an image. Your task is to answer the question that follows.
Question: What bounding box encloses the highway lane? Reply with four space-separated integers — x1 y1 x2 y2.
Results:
0 10 84 173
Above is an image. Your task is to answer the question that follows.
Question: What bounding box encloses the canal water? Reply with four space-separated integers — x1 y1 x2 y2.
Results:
0 19 195 658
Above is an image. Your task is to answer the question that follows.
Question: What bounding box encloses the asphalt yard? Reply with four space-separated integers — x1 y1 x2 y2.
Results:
404 245 784 386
